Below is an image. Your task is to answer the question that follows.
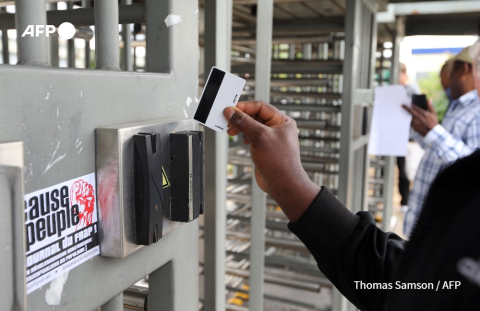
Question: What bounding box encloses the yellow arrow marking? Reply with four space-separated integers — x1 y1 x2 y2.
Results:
162 167 170 188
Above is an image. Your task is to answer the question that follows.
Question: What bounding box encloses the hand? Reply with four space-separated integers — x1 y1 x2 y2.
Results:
224 101 320 222
402 100 439 136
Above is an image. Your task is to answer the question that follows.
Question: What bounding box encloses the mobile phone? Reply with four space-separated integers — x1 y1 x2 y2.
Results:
412 94 428 110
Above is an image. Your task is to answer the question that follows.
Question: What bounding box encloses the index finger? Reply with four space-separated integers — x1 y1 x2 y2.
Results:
402 104 413 114
402 104 421 118
236 101 287 127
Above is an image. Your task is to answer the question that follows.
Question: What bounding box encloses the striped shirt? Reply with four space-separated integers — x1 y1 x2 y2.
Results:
404 89 480 237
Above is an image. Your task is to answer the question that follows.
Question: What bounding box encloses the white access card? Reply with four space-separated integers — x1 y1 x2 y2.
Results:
194 66 246 133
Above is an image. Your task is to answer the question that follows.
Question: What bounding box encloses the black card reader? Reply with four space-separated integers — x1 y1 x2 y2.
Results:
133 133 164 245
170 131 204 222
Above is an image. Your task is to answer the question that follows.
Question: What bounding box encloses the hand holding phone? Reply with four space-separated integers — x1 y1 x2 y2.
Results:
402 93 439 136
412 94 428 110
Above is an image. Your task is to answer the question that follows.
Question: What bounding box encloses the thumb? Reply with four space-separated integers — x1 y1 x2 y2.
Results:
224 106 269 139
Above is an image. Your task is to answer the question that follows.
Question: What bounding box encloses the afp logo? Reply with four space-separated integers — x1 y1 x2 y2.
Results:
21 22 76 40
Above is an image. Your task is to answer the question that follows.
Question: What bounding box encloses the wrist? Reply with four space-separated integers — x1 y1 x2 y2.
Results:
268 170 321 222
424 124 444 148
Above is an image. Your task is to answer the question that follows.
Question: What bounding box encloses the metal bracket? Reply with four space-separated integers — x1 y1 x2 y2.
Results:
95 118 196 258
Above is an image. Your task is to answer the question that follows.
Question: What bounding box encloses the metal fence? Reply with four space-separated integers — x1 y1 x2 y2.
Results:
1 1 200 310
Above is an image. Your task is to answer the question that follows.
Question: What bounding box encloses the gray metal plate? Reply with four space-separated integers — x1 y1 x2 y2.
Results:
96 118 196 258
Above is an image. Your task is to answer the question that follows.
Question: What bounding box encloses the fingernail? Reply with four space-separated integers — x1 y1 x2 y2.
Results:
223 107 235 120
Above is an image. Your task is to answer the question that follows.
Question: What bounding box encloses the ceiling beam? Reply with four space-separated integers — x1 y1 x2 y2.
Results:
233 17 344 35
274 3 302 20
330 0 346 12
232 9 256 25
234 0 326 4
378 1 480 23
405 13 480 36
0 4 144 29
395 1 480 16
300 2 325 18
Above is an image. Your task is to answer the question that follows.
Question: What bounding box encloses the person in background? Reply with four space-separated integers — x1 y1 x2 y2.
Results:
402 46 480 237
398 63 421 212
400 63 422 98
431 59 454 124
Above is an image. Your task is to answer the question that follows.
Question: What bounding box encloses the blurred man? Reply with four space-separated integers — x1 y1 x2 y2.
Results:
402 46 480 237
400 63 421 98
398 63 421 211
434 60 454 123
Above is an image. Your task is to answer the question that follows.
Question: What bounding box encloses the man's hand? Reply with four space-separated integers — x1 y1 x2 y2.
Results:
224 101 320 222
402 100 439 136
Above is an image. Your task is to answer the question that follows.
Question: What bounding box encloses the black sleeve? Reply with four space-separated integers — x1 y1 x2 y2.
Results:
288 187 407 311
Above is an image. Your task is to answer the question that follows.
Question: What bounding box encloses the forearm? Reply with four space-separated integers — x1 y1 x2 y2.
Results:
289 188 407 310
425 124 479 163
268 169 321 223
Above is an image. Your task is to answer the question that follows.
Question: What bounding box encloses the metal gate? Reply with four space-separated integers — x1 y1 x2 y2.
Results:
200 0 378 310
0 1 200 310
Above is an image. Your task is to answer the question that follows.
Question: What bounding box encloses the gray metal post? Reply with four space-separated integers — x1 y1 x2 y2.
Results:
100 293 123 311
381 16 405 231
249 1 273 310
94 0 120 70
360 0 378 217
149 261 174 310
289 44 295 60
390 17 404 86
203 0 232 310
1 8 9 64
0 142 26 311
302 43 312 60
336 0 373 310
145 0 170 73
133 44 137 71
121 0 133 71
83 1 92 69
67 2 75 68
1 29 8 64
47 3 59 67
382 156 395 232
85 39 91 68
338 0 361 219
302 43 312 102
15 0 49 66
317 43 323 60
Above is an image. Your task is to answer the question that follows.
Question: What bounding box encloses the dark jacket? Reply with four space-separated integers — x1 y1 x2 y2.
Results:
288 151 480 311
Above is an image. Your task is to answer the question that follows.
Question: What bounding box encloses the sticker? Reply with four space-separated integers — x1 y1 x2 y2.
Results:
162 167 170 188
24 173 100 295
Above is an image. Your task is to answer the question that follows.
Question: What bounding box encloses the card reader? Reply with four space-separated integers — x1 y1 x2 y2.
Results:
170 131 204 222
